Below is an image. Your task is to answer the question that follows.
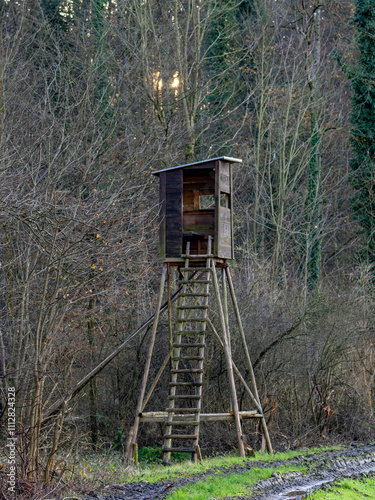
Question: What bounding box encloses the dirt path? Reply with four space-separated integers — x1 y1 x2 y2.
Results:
85 444 375 500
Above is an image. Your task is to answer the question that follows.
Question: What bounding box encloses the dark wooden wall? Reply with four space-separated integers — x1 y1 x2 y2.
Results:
159 170 183 259
158 160 235 260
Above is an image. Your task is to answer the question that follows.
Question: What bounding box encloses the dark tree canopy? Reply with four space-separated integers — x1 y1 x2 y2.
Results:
350 0 375 266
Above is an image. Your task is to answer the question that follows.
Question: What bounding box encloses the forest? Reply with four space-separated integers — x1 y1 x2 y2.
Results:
0 0 374 495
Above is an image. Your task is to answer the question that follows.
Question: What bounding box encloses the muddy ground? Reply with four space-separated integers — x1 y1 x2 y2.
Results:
82 444 375 500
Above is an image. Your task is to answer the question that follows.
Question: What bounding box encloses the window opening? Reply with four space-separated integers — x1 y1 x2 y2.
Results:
199 194 215 209
220 192 229 208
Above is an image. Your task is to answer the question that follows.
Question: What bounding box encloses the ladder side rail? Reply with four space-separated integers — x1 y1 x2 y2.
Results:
192 237 212 454
163 246 191 462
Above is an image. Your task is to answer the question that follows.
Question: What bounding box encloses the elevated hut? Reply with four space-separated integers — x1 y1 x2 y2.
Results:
152 157 242 260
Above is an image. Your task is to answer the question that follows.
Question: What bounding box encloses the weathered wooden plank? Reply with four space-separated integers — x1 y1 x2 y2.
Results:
219 222 231 236
219 172 230 193
183 189 194 210
216 166 233 257
193 190 200 209
183 214 215 233
140 411 261 422
159 172 166 259
183 215 215 228
230 165 234 259
219 208 231 223
183 163 216 175
218 163 230 194
165 170 182 258
219 245 232 259
214 160 220 257
183 181 215 190
219 162 229 177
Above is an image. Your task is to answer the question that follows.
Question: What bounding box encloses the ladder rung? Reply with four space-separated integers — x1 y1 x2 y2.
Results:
169 382 203 387
162 447 196 453
166 408 200 413
171 368 204 374
175 330 206 335
172 343 205 348
171 356 204 361
180 280 211 284
177 305 208 310
167 421 199 426
168 395 201 400
181 254 213 258
177 318 206 322
180 267 211 272
179 293 210 297
164 435 196 439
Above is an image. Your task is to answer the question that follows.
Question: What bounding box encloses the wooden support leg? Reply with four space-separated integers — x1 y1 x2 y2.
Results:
124 264 168 463
167 264 173 348
211 260 245 458
225 267 273 453
222 269 233 412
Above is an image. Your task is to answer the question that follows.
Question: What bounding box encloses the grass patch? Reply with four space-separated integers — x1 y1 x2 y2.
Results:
125 445 339 483
138 445 189 464
62 444 341 495
166 465 304 499
310 476 375 499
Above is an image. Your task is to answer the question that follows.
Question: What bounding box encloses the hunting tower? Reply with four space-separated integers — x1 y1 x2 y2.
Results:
124 157 272 464
157 156 238 260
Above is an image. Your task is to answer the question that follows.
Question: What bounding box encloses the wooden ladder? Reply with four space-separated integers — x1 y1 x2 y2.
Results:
162 238 212 462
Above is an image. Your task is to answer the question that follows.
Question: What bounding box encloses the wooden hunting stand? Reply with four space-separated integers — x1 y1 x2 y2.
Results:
124 157 272 464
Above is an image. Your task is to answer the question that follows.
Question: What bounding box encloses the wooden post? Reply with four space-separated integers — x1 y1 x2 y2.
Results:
163 244 190 463
124 264 167 463
222 268 231 345
167 264 173 348
211 260 245 458
133 443 139 466
225 266 273 453
206 317 263 413
222 267 232 412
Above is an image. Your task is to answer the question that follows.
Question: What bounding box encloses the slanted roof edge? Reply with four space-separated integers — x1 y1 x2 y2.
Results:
151 156 242 176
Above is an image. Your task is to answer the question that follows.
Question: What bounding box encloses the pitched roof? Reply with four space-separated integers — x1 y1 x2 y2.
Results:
151 156 242 176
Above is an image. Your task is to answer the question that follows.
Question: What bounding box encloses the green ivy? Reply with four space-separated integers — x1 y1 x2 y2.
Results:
350 0 375 271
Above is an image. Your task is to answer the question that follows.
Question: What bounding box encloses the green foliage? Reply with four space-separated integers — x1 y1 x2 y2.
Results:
138 446 191 465
40 0 73 32
166 465 303 499
113 428 126 450
311 476 375 499
350 0 375 268
306 119 323 291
